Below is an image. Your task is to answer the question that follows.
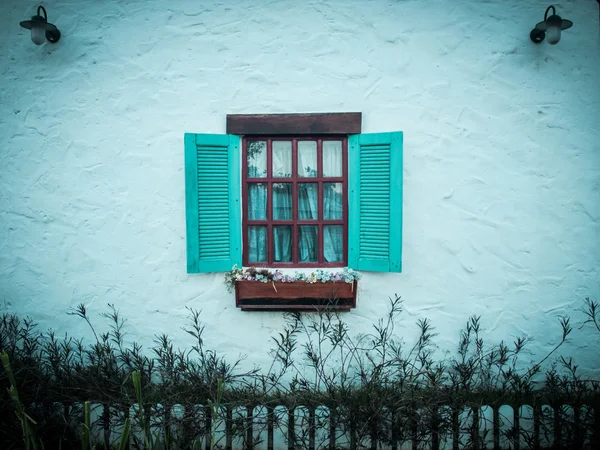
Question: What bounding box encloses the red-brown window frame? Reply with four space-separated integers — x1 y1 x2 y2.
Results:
242 136 349 268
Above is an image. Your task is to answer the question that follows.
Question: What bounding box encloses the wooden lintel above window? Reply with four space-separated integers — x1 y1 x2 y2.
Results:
226 112 362 135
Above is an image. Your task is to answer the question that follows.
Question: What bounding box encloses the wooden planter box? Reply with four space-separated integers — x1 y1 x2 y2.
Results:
235 280 357 311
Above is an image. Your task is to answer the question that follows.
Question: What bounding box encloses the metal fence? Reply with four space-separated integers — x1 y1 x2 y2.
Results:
80 399 599 449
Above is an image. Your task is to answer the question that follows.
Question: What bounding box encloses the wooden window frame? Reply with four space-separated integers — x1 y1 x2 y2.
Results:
242 136 349 268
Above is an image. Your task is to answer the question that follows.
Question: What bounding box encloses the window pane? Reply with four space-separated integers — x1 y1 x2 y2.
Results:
272 183 292 220
323 141 342 177
272 141 292 177
273 225 292 262
298 183 318 220
299 226 318 262
247 183 267 220
324 225 343 262
247 141 267 178
298 141 317 177
248 226 267 262
323 183 343 220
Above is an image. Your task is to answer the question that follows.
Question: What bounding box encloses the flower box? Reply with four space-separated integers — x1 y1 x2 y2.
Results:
235 280 357 311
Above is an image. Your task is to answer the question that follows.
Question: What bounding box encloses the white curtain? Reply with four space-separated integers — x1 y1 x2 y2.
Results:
298 184 318 220
272 183 292 262
323 141 342 177
298 142 317 177
324 225 343 262
272 141 291 178
248 226 267 262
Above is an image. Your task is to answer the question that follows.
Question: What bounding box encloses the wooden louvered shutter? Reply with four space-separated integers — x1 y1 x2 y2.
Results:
348 132 403 272
184 133 241 273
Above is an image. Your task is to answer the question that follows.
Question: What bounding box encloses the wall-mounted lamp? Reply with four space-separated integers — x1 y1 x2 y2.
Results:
530 5 573 45
20 6 61 45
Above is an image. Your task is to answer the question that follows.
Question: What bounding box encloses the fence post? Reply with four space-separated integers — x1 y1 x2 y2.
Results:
411 404 418 450
493 406 500 450
472 407 480 450
350 409 357 450
573 404 582 450
593 404 600 450
533 402 541 450
246 405 254 450
553 405 562 450
390 409 398 450
226 406 232 450
205 405 212 450
369 411 378 450
513 405 520 450
267 406 274 450
329 407 336 450
452 408 459 450
288 407 295 450
103 403 111 449
309 407 316 450
430 406 440 450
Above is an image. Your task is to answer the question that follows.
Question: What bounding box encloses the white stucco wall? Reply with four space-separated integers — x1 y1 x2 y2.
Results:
1 0 599 376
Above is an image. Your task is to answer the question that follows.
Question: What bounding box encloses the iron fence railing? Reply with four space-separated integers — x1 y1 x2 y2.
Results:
70 397 600 450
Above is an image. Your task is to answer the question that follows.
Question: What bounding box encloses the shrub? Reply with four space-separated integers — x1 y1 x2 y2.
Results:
0 296 598 449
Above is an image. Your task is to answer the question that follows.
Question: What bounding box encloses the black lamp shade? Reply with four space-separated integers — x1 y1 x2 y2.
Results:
533 15 573 32
530 6 573 44
19 6 61 44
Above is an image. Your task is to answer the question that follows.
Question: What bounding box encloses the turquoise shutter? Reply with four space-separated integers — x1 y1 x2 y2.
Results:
348 132 403 272
184 133 241 273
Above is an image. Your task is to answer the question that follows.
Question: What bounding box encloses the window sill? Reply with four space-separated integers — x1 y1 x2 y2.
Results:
235 280 357 312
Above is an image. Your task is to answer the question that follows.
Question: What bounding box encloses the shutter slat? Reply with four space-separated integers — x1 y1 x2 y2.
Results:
199 241 230 247
360 245 390 250
198 211 229 215
198 208 230 212
349 132 403 273
359 251 389 257
359 213 390 218
199 244 230 250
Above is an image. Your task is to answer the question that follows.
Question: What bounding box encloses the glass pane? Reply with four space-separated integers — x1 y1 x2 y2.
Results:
323 141 342 177
247 183 266 220
247 141 267 178
272 141 292 177
272 183 292 220
298 183 318 220
298 141 317 177
248 226 267 262
299 226 318 262
324 225 343 262
273 226 292 262
323 183 343 220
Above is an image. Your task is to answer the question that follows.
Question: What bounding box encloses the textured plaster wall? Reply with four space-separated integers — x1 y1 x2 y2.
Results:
1 0 599 375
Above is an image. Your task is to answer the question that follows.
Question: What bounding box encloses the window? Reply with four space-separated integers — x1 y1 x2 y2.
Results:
243 137 348 267
184 113 403 274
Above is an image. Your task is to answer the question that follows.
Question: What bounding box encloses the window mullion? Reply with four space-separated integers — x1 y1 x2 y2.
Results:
267 140 273 265
292 139 298 264
317 139 324 264
292 138 298 182
267 183 272 266
266 140 272 178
